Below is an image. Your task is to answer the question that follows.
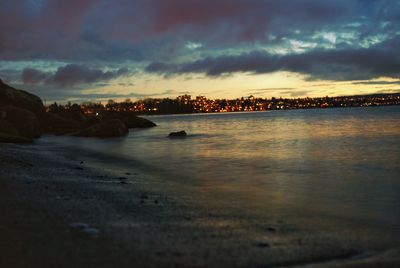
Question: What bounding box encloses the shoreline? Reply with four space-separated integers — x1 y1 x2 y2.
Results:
1 142 400 267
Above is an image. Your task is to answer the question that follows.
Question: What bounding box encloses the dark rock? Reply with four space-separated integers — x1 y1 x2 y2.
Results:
122 114 156 128
0 132 33 143
99 112 156 129
0 79 45 117
73 119 128 138
0 80 44 143
0 119 33 143
0 105 41 139
42 112 81 135
0 119 19 136
168 130 187 137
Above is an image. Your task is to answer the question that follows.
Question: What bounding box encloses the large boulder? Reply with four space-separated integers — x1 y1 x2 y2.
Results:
43 112 82 135
122 114 157 128
100 112 156 129
0 79 44 143
0 105 41 139
0 132 33 143
0 119 32 143
0 79 45 117
73 119 128 138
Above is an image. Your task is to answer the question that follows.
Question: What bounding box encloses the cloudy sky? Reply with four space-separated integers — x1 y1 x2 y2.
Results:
0 0 399 102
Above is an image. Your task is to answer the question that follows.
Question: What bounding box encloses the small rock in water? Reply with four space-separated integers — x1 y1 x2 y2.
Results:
168 130 187 138
80 161 84 165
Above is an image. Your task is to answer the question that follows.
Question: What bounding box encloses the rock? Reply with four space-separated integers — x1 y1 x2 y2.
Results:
0 79 45 117
100 112 156 128
0 80 44 142
0 132 33 143
168 130 187 137
0 119 20 136
42 112 81 135
73 119 128 138
0 105 41 139
122 114 156 128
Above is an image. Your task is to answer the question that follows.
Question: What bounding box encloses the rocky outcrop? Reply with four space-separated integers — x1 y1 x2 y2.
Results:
0 106 41 139
0 119 33 143
122 114 157 128
0 80 45 143
0 79 45 117
0 79 156 142
168 130 187 137
42 112 82 135
100 112 156 129
73 119 128 138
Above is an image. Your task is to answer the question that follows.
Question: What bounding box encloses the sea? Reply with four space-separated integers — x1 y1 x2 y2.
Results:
38 105 400 237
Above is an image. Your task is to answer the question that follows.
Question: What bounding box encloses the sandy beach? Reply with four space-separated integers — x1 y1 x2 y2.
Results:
1 141 400 268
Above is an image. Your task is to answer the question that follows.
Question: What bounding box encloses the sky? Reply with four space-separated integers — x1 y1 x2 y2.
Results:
0 0 399 103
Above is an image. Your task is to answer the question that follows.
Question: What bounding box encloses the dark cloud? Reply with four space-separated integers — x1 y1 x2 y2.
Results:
146 36 400 81
21 64 129 87
22 68 50 84
0 0 399 62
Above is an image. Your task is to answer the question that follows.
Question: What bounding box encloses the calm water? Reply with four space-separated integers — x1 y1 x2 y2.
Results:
40 106 400 232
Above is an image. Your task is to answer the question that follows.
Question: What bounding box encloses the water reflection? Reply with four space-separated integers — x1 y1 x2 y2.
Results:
40 106 400 231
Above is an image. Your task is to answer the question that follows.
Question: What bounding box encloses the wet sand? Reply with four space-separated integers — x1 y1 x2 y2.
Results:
0 142 399 267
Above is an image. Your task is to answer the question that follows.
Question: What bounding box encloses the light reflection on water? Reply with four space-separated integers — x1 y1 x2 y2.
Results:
41 106 400 231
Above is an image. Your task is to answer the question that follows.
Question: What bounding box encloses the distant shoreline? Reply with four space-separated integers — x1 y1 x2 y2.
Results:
53 93 400 116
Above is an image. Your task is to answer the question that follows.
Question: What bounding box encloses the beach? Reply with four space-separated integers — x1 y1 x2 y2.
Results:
1 139 400 268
